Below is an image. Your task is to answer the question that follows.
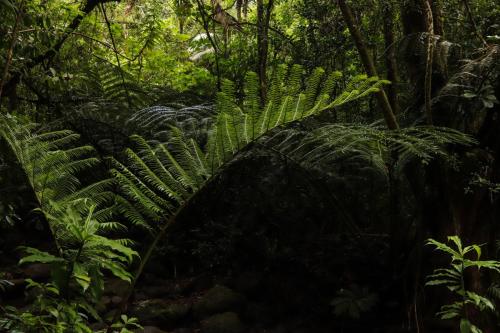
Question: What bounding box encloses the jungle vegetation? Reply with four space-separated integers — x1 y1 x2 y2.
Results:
0 0 500 332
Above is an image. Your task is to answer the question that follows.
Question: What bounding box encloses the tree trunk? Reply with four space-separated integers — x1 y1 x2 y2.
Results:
196 0 221 90
243 0 249 19
431 0 444 37
423 0 435 125
400 0 447 118
0 0 26 105
382 1 401 115
256 0 274 105
338 0 399 130
401 0 426 87
236 0 242 20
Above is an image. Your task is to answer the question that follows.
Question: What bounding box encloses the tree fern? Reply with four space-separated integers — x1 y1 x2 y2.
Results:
112 65 388 231
262 123 476 178
0 114 109 213
86 62 146 110
107 63 478 330
106 65 393 326
0 114 138 328
126 104 215 143
207 65 388 170
0 114 131 253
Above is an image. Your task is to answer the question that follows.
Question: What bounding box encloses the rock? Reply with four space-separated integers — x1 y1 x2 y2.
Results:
171 329 194 333
104 278 131 297
184 274 213 294
243 302 274 327
134 291 148 301
193 285 245 319
90 322 107 331
142 284 175 298
201 312 244 333
111 295 122 305
96 296 111 313
233 271 262 294
133 326 169 333
21 263 50 280
130 299 191 327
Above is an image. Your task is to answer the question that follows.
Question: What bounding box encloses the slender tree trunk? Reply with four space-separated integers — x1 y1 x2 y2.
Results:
195 0 221 90
382 1 401 115
256 0 274 105
431 0 444 37
337 0 399 130
179 20 184 34
236 0 242 20
100 3 131 108
423 0 434 125
401 0 426 87
0 0 26 105
243 0 249 19
401 0 447 118
462 0 488 46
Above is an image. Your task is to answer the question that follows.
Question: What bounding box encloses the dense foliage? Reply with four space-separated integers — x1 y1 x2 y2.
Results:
1 0 500 332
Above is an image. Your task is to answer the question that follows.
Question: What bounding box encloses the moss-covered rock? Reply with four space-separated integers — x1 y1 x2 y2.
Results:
130 299 191 327
193 285 245 319
200 312 244 333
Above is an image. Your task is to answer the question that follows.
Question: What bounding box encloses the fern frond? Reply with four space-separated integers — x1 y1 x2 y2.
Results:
205 65 389 169
114 195 151 230
110 164 169 219
263 124 476 178
114 66 390 232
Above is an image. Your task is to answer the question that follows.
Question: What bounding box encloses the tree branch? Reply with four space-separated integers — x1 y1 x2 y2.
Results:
2 0 121 106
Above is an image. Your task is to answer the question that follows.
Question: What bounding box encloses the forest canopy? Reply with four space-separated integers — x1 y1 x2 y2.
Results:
1 0 500 332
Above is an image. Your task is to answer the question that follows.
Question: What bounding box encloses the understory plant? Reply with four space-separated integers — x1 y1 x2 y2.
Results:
0 65 478 331
106 64 475 328
0 115 138 331
426 236 500 333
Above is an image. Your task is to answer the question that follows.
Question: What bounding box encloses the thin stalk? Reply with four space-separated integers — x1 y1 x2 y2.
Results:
100 3 132 108
195 0 221 90
462 0 488 47
337 0 399 130
461 259 467 320
64 244 84 300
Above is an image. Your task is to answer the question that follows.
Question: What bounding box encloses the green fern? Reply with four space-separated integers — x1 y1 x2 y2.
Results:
207 65 388 170
263 124 476 178
0 114 108 212
426 236 500 332
0 114 139 330
113 65 389 232
1 204 138 332
0 279 13 292
105 66 393 327
106 66 481 329
110 130 208 230
86 62 146 109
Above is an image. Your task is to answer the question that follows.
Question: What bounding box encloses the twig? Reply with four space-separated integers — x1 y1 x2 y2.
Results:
100 2 132 107
195 0 221 90
462 0 488 47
